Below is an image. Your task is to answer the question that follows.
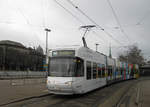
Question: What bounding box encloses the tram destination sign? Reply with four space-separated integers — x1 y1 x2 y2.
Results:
52 50 75 57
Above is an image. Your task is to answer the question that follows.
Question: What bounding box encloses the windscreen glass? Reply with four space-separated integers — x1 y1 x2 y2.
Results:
48 57 84 77
49 57 75 77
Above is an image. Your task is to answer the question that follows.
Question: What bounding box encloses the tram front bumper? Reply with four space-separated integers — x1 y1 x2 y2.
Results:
47 84 74 95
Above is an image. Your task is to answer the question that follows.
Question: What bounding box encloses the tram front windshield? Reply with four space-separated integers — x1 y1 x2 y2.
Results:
48 57 84 77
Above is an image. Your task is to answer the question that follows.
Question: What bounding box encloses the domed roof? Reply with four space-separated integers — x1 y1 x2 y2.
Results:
0 40 25 48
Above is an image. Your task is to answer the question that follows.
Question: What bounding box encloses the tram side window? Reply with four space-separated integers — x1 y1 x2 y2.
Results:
108 66 112 76
110 67 113 76
93 63 97 79
116 67 118 76
75 58 84 77
102 65 105 77
130 68 134 76
135 69 138 74
128 68 130 74
121 68 123 75
118 67 120 75
98 64 101 78
116 67 119 76
122 68 124 75
108 68 110 76
86 61 92 80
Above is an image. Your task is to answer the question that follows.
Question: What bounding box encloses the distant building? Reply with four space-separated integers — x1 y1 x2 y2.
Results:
140 64 150 76
0 40 45 71
36 45 44 55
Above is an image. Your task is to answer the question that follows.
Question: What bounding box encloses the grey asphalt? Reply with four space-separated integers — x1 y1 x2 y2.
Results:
1 77 150 107
117 77 150 107
1 79 137 107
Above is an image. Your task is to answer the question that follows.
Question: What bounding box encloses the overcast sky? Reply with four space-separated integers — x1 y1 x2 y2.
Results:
0 0 150 59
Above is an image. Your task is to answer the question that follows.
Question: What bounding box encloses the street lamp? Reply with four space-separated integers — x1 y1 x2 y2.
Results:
44 28 51 73
45 28 51 55
95 43 99 52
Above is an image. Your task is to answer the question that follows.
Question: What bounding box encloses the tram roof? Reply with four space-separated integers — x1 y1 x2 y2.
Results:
49 46 118 60
50 46 81 51
49 46 138 66
50 46 106 55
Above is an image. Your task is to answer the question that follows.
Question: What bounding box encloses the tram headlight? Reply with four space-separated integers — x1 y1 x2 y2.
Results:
65 81 73 85
47 80 50 84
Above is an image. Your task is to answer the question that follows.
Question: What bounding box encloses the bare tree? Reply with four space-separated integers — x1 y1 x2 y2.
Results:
118 45 145 66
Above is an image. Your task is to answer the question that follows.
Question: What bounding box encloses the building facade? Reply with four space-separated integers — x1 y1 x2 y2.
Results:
0 40 45 71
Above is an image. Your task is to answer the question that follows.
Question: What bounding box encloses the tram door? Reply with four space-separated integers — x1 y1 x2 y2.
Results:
84 61 93 91
86 61 92 80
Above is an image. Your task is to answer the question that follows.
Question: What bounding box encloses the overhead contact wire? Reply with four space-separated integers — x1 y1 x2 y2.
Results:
54 0 86 25
66 0 123 45
106 0 131 43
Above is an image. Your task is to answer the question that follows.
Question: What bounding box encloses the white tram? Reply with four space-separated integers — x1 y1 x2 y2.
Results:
47 46 139 95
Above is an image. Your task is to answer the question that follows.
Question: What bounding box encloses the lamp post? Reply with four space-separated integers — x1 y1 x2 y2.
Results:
44 28 51 72
45 28 51 55
95 43 99 52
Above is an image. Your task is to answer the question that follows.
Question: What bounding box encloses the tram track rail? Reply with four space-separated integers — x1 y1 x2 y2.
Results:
116 77 150 107
1 79 142 107
0 93 52 107
46 79 138 107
